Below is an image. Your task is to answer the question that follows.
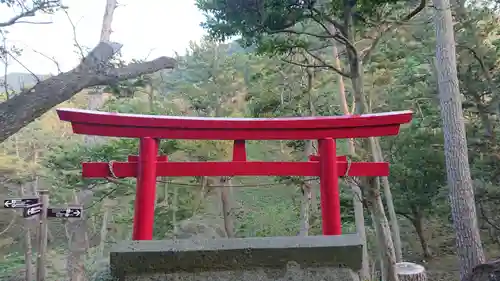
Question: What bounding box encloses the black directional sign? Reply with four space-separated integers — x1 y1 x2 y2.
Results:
23 203 43 218
4 198 39 208
47 207 83 218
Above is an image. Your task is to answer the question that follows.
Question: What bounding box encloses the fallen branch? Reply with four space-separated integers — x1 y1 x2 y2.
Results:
0 41 177 142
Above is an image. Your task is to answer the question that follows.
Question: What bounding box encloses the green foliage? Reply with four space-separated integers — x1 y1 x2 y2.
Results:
0 252 26 278
197 0 404 42
237 189 303 237
196 0 423 63
165 40 251 117
44 138 177 195
197 0 315 41
385 123 446 220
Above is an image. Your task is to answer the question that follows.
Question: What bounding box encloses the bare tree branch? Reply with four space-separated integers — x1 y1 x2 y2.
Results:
402 0 428 22
361 0 428 65
30 48 62 73
0 0 61 28
303 48 351 77
0 32 11 96
62 8 85 59
361 26 390 65
310 6 346 35
267 28 332 39
7 51 40 83
10 20 53 24
281 50 351 78
0 41 177 142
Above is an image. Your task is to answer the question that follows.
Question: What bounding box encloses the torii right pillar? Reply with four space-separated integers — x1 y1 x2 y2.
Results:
315 137 389 236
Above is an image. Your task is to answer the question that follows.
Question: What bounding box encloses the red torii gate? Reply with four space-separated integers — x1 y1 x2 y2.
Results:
57 108 412 241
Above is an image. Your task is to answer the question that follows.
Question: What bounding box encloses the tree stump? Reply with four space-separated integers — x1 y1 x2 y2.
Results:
395 262 427 281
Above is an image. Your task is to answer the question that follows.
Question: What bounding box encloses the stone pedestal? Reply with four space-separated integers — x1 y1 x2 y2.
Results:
110 234 363 281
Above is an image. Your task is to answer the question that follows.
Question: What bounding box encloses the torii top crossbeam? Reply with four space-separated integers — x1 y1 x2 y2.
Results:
57 108 412 140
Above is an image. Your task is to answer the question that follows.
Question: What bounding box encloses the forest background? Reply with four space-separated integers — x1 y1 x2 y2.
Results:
0 0 499 280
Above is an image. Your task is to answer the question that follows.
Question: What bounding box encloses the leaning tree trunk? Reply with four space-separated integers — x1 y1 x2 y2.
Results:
331 39 370 280
373 137 403 262
343 1 398 280
433 0 486 278
299 67 316 237
365 174 398 281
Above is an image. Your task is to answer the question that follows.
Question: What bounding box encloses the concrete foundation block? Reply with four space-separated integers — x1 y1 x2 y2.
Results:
110 234 363 281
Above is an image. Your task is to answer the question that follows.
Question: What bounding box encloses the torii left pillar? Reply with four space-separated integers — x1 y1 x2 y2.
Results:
319 138 341 235
133 137 159 240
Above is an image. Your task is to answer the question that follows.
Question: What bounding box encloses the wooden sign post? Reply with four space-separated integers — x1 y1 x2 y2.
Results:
36 190 49 281
2 191 84 281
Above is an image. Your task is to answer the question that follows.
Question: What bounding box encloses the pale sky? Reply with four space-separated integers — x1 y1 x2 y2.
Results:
0 0 207 74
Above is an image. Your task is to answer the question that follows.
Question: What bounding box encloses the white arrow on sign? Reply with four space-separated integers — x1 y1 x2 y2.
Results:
4 200 18 207
73 210 81 216
27 206 41 215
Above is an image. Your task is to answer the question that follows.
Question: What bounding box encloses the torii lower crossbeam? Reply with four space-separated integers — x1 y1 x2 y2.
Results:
83 160 388 177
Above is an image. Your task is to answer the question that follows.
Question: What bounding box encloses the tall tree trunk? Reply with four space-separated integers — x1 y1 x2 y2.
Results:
98 199 110 258
373 137 403 262
331 39 370 280
412 213 432 259
343 1 398 280
371 210 386 281
300 139 313 236
86 0 118 144
147 81 154 112
77 1 117 276
194 176 208 213
157 179 169 205
433 0 485 278
219 176 235 238
66 191 92 281
173 186 178 235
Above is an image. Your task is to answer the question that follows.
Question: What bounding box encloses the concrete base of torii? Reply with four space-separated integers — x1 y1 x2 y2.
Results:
109 234 363 281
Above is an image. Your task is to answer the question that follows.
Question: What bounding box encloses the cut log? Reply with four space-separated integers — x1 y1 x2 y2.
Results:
395 262 427 281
